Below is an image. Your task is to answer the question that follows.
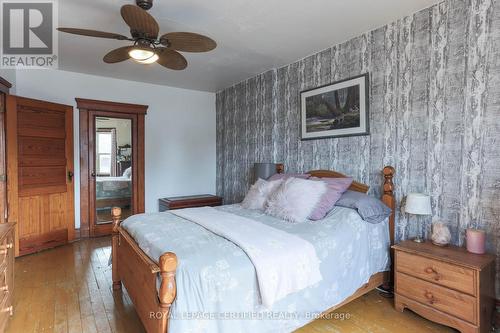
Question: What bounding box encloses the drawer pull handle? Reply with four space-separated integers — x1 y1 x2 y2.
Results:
0 243 13 255
424 267 441 281
0 285 8 292
424 291 435 304
2 305 12 316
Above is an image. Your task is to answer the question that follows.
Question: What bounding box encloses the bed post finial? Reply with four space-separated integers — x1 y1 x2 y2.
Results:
276 163 284 174
112 207 122 234
381 166 396 291
382 166 395 245
159 252 178 315
111 207 122 290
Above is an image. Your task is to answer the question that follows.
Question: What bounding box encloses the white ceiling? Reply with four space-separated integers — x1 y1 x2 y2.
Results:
58 0 440 92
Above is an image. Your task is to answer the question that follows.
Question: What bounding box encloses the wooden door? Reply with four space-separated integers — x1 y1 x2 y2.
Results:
6 96 74 256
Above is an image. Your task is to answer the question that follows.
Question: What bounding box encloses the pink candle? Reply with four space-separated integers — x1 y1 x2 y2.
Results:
466 229 486 254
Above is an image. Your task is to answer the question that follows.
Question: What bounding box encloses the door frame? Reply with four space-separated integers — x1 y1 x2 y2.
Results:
77 98 147 238
0 77 11 227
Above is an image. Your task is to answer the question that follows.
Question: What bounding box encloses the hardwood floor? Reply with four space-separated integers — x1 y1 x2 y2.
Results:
6 238 456 333
7 237 143 333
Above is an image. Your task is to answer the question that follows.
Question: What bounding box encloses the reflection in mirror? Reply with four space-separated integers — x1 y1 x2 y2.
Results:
95 117 133 224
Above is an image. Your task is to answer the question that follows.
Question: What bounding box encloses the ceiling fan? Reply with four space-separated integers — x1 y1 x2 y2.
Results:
57 0 216 70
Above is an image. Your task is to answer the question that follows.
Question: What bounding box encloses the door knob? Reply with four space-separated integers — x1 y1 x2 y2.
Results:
68 171 74 181
91 172 96 177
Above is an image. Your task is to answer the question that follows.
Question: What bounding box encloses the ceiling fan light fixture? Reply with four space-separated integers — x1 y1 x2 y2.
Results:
136 53 159 64
128 47 155 61
59 4 216 71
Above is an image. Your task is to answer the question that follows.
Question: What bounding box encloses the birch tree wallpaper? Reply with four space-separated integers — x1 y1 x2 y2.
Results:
216 0 500 296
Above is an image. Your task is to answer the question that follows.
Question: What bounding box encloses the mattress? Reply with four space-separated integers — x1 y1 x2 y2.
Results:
121 204 390 333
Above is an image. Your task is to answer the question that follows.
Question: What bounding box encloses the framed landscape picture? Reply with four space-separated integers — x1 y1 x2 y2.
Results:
301 74 369 140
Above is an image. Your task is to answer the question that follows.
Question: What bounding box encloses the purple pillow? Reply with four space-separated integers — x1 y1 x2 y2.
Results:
335 190 391 224
268 173 310 181
309 177 353 220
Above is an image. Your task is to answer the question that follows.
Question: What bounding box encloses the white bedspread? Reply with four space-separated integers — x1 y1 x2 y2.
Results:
170 207 322 308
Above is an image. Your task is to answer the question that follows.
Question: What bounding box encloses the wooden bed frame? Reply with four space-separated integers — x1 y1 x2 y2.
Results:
111 166 396 333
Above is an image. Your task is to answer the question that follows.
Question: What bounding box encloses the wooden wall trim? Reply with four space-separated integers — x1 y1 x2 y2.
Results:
79 110 90 238
0 77 10 224
75 98 148 115
137 115 145 212
0 90 6 225
5 96 19 256
0 77 12 95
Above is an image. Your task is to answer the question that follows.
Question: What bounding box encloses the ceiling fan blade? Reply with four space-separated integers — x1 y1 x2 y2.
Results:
160 32 216 52
103 46 134 63
121 4 159 39
156 48 187 70
57 28 129 40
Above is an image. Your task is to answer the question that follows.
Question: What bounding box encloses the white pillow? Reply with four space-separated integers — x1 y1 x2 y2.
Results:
265 178 327 223
241 178 283 210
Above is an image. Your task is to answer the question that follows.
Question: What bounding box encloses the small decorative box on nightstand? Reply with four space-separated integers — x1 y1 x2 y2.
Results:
159 195 223 212
392 241 496 333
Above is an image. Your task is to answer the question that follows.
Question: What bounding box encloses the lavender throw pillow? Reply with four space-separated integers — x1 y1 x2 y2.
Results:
268 173 310 181
335 190 391 224
309 177 353 221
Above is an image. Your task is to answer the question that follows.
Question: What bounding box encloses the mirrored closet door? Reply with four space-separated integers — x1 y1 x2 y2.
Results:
78 99 147 237
94 117 133 224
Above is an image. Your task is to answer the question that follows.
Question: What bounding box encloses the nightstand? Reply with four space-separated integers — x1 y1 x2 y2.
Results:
393 241 496 333
159 194 223 211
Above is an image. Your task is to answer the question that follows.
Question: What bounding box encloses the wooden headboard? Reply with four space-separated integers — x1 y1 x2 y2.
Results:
307 170 370 193
307 167 396 246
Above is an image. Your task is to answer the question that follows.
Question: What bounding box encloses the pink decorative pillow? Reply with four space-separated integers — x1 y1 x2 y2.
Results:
268 173 310 181
309 177 353 220
265 178 327 223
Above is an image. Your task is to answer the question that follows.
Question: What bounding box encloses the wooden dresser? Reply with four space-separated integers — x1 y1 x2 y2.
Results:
393 241 496 333
159 195 223 211
0 223 15 332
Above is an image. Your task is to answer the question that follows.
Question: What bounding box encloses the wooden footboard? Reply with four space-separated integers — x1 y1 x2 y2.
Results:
112 207 177 333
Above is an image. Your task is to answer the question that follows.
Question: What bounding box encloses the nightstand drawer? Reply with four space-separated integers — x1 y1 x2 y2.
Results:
396 273 477 324
396 251 475 295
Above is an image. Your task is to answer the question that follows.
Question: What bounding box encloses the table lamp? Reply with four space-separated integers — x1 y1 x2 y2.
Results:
405 193 432 243
253 163 283 182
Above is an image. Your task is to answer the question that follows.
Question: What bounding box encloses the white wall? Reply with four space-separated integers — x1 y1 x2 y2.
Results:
14 69 216 228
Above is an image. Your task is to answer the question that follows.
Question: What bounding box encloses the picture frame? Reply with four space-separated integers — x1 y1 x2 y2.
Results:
300 73 369 140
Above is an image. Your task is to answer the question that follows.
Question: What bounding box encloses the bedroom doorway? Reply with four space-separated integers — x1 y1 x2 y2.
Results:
78 99 147 237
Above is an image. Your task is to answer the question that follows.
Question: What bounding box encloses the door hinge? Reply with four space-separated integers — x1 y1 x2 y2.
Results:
0 174 5 182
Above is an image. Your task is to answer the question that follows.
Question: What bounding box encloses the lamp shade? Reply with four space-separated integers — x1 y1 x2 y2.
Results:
254 163 278 181
405 193 432 215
